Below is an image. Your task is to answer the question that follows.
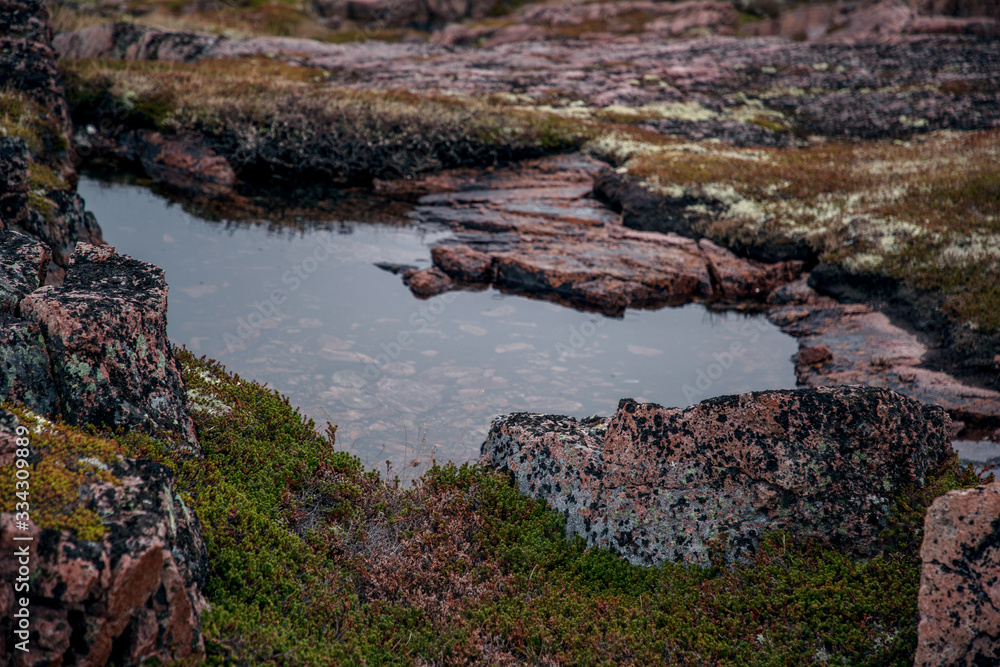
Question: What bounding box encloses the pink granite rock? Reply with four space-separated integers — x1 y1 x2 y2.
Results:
118 130 236 197
769 301 1000 432
18 243 198 450
916 481 1000 666
0 410 208 665
0 230 49 314
483 386 951 566
403 155 802 314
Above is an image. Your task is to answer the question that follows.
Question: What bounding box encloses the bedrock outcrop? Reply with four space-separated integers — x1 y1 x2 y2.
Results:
0 231 198 450
916 481 1000 666
54 23 1000 144
0 0 104 271
482 386 951 566
0 410 208 665
396 155 802 313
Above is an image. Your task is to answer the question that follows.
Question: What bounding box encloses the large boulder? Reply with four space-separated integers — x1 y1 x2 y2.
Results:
18 242 198 450
0 409 208 665
482 386 951 566
916 482 1000 666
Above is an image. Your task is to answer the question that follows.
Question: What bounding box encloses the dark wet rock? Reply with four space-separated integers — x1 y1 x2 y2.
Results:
375 261 419 275
0 229 49 313
400 155 801 313
0 313 59 416
0 409 208 665
0 138 32 231
18 243 198 450
118 129 236 197
482 386 951 566
403 266 454 298
797 344 832 366
769 300 1000 431
916 481 1000 666
766 275 834 306
18 187 104 269
0 0 76 179
0 0 105 269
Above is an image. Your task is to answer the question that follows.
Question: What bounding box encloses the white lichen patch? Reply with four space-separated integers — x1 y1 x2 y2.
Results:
940 232 1000 265
584 132 667 162
186 387 233 416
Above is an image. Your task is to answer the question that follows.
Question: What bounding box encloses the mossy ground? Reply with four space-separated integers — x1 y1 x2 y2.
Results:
61 58 589 184
8 354 987 664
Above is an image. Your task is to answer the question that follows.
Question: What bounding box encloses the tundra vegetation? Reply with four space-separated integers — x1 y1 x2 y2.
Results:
2 352 989 664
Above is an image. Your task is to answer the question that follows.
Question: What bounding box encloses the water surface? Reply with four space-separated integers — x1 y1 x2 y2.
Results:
79 176 800 475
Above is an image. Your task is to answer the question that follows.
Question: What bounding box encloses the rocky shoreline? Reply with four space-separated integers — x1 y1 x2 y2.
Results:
2 0 1000 663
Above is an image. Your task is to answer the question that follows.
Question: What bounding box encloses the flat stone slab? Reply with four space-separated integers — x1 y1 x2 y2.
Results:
400 155 802 313
482 386 951 566
769 300 1000 430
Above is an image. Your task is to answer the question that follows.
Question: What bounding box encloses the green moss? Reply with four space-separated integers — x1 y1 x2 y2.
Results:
0 90 64 157
3 353 983 662
48 352 968 664
61 58 587 183
0 405 122 541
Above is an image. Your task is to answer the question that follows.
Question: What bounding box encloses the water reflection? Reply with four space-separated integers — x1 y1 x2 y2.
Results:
79 175 800 475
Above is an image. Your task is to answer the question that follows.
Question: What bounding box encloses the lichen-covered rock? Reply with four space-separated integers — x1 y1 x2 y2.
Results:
0 409 208 665
0 229 49 313
0 312 59 416
19 243 198 450
482 386 951 566
916 481 1000 666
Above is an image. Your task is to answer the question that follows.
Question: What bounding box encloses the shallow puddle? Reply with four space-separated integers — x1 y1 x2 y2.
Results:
79 175 801 475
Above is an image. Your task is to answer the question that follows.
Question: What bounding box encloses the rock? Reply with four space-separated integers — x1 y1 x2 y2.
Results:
0 229 49 313
403 267 454 298
769 301 1000 430
766 275 834 306
18 243 199 450
18 187 104 268
482 386 951 566
797 344 832 365
52 22 222 63
0 312 59 416
118 130 236 197
0 0 76 179
0 138 31 231
917 0 1000 19
916 481 1000 666
431 245 494 283
404 156 801 313
0 409 208 665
